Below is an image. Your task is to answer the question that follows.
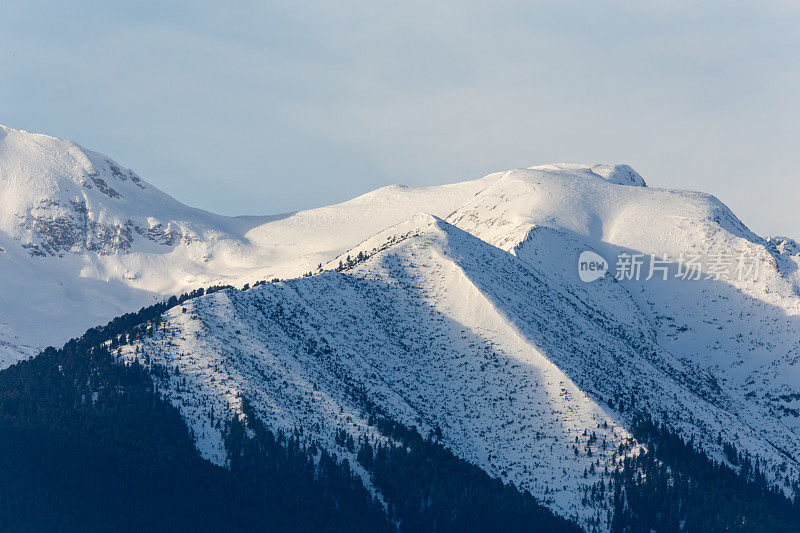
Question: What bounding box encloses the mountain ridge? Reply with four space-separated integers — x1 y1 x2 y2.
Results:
4 124 800 530
113 205 800 525
0 124 497 365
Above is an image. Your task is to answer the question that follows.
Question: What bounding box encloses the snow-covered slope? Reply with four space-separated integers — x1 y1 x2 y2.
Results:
5 125 800 529
120 216 639 524
117 209 800 528
0 124 498 366
446 165 800 465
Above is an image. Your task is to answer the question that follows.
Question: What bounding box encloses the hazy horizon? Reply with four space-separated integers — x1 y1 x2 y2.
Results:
2 1 798 238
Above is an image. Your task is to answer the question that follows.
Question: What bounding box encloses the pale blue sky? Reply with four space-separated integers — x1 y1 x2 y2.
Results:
1 1 798 237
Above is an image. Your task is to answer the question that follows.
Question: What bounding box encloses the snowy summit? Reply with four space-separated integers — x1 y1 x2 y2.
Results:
2 125 800 530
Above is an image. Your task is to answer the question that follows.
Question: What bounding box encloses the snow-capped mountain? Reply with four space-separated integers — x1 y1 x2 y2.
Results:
118 168 800 527
0 124 496 366
117 208 800 527
3 124 800 530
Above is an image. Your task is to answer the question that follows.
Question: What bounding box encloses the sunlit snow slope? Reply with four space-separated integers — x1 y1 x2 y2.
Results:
5 125 800 530
0 124 497 365
119 210 800 528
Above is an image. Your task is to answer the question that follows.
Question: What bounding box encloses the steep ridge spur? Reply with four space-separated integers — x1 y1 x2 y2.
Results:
118 209 800 527
5 125 800 529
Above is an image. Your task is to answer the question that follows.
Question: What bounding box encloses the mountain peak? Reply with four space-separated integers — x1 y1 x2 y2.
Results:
527 163 647 186
0 123 151 196
324 212 447 270
589 163 647 186
0 124 213 258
